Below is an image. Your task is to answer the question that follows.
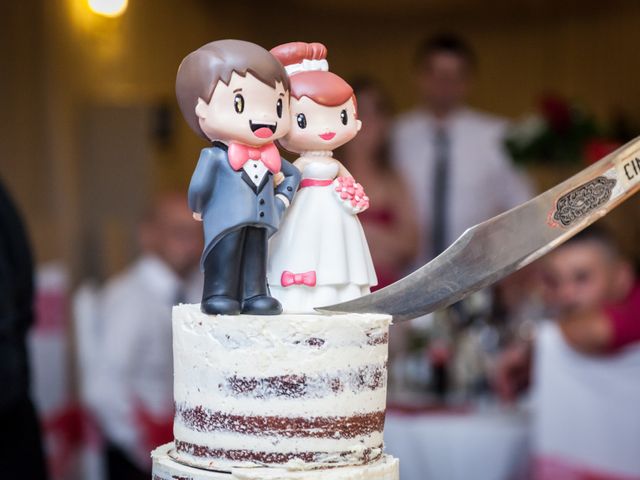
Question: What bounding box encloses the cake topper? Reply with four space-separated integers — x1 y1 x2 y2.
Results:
267 42 377 313
176 39 301 315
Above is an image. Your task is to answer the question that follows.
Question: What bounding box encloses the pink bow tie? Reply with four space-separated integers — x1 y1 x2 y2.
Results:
228 141 281 173
281 270 317 287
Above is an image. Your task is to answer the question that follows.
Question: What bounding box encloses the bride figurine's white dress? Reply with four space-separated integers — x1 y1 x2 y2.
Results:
268 160 377 313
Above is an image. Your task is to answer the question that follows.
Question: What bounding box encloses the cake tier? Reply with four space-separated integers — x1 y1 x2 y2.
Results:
172 304 391 471
153 443 399 480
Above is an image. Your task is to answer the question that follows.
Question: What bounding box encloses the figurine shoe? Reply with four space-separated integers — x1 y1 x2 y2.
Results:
241 295 283 315
201 296 241 315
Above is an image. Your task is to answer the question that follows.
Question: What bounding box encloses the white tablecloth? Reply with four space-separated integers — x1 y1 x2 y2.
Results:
384 409 530 480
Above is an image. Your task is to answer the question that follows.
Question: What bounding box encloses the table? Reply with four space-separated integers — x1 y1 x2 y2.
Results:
384 407 530 480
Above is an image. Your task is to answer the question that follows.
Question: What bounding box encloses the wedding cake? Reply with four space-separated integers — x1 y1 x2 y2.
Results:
152 38 399 479
151 306 398 479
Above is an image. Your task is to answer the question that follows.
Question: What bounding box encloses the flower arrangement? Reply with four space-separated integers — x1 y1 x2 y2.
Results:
505 94 618 166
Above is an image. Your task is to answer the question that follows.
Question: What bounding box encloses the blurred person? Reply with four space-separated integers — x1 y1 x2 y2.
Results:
92 193 203 480
541 229 638 354
0 179 48 479
391 34 533 400
494 227 640 480
340 77 419 290
392 33 532 263
495 227 639 400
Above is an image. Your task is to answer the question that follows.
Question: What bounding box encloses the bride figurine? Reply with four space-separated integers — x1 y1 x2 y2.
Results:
267 42 377 313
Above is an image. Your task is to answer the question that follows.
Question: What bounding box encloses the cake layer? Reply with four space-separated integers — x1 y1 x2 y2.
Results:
152 443 399 480
172 304 391 471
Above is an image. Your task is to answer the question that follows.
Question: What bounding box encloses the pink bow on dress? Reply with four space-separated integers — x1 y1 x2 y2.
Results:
228 141 281 173
281 270 317 287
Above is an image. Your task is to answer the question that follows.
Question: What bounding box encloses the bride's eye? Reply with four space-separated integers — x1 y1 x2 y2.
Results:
340 109 348 125
296 113 307 129
276 98 283 118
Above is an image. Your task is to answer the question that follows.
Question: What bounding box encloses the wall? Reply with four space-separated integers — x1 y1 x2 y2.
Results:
0 0 638 280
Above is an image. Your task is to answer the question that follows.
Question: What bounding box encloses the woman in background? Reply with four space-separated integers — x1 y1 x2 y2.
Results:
340 78 419 290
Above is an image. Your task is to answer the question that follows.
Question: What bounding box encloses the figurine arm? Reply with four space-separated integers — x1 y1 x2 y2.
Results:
275 158 302 206
335 160 352 178
188 148 219 215
292 156 309 172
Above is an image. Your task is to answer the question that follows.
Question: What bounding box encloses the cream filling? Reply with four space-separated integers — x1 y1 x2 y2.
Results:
173 389 386 418
175 346 388 379
174 449 386 473
173 423 384 454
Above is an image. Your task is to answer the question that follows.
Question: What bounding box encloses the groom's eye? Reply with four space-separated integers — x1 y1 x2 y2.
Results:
296 113 307 129
276 98 283 118
234 94 245 114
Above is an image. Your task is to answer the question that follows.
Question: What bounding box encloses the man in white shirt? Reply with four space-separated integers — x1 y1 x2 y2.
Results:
93 193 203 480
494 228 640 479
391 34 532 263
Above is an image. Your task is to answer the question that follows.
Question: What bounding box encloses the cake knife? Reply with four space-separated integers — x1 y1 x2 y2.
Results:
318 135 640 322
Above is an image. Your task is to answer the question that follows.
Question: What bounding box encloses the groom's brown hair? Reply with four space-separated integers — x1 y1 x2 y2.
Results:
176 39 290 140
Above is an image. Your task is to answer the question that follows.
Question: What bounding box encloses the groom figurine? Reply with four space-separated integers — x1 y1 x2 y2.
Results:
176 40 300 315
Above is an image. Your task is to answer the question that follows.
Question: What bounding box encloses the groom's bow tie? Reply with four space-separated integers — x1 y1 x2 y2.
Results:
228 141 281 174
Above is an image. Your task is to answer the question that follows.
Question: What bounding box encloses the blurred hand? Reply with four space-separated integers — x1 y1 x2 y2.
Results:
558 308 612 354
192 212 202 221
492 342 532 403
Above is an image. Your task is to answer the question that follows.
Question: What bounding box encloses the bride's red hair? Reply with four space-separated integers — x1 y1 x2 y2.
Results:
270 42 355 108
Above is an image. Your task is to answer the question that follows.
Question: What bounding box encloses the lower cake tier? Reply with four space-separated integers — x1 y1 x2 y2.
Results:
152 443 399 480
172 305 392 471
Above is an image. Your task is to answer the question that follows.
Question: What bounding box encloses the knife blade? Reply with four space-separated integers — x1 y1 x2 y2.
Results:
317 136 640 321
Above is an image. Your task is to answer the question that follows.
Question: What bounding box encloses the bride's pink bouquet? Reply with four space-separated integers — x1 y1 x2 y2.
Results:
334 176 370 213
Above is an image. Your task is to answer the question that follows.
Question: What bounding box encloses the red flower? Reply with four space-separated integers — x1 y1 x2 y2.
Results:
134 400 174 453
583 139 621 165
539 94 572 134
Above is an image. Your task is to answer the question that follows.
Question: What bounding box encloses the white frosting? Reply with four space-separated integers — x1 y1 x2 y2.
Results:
177 386 386 417
172 304 391 471
176 342 388 377
173 442 386 472
152 443 399 480
173 425 384 459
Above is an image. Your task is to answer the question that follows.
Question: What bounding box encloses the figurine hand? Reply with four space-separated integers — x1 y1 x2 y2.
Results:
333 176 370 214
192 212 202 221
273 172 285 186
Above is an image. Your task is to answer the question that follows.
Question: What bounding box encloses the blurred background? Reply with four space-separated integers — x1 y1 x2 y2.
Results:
1 0 639 479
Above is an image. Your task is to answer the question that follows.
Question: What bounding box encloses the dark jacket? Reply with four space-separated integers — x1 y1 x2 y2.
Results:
188 141 301 269
0 180 34 410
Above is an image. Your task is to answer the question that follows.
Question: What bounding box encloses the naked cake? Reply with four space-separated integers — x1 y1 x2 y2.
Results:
151 305 399 479
152 38 399 479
